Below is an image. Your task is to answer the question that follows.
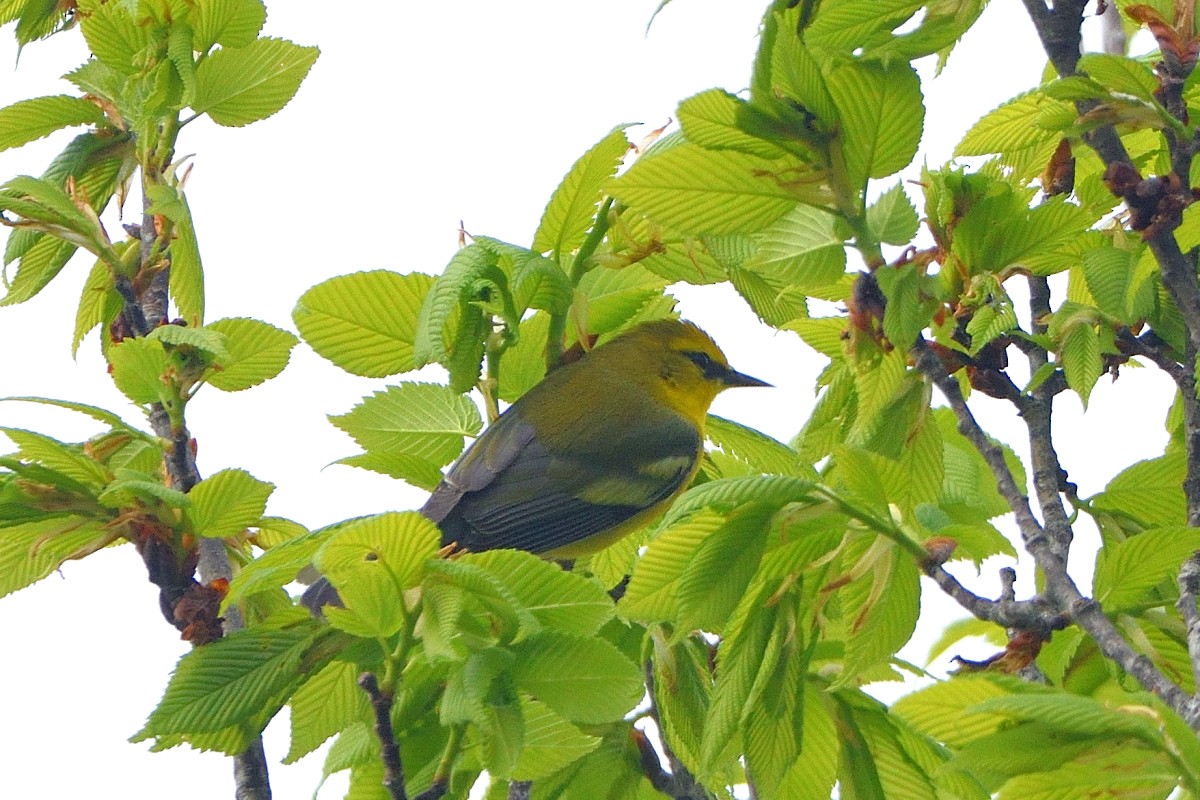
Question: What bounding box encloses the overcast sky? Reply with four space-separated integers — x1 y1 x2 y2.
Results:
0 3 1176 798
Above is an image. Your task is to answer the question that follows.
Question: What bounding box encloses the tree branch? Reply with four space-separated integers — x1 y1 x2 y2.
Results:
1178 552 1200 695
920 559 1067 633
360 672 407 800
915 337 1200 728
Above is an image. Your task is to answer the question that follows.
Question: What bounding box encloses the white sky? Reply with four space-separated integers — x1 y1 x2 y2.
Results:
0 2 1179 798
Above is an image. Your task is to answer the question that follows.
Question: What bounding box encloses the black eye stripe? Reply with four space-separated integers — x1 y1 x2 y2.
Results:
683 350 723 379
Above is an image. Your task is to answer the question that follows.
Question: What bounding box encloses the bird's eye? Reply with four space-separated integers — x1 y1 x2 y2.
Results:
683 350 721 378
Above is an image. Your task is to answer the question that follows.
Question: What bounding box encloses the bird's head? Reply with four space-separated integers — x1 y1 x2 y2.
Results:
616 319 770 424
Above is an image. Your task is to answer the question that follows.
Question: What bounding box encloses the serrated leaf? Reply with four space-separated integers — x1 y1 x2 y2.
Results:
618 509 725 624
78 0 154 74
533 126 630 258
222 532 323 611
0 232 77 307
747 203 847 290
73 256 120 354
805 0 924 51
826 59 924 189
677 89 789 159
0 95 106 154
315 512 441 638
510 631 643 724
285 659 369 764
107 337 170 404
294 270 433 378
956 91 1070 158
192 0 267 50
330 382 481 489
202 317 297 391
1094 526 1200 612
837 540 921 686
770 10 838 126
867 181 919 246
187 468 273 539
465 549 614 636
676 505 772 634
0 427 109 488
148 323 229 362
1077 53 1159 102
705 414 813 478
892 674 1027 747
191 37 319 127
0 516 111 599
145 183 204 324
511 697 602 781
1060 321 1102 408
608 142 829 236
134 624 321 743
1092 453 1186 528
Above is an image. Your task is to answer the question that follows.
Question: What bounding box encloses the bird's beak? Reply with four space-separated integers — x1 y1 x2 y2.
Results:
721 366 772 388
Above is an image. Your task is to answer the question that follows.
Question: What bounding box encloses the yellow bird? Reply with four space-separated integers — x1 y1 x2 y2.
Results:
303 319 767 610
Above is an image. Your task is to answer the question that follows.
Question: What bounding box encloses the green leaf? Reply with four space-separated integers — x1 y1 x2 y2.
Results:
222 532 323 611
78 0 154 74
574 262 669 335
187 468 274 539
510 631 643 724
0 427 109 488
285 659 369 764
204 317 297 391
867 181 919 246
533 126 630 258
747 203 846 290
619 509 726 624
0 516 111 599
192 0 267 50
877 262 930 352
608 142 829 236
769 10 838 126
329 382 482 490
148 323 229 362
1060 321 1102 408
73 256 121 355
0 95 106 154
511 697 602 781
805 0 924 51
676 505 772 634
191 37 319 127
107 338 171 404
705 414 814 478
826 59 924 189
134 623 321 744
465 550 614 636
315 512 441 638
412 244 500 367
837 540 921 686
294 270 433 378
0 231 76 306
1077 53 1159 102
145 183 205 324
956 91 1069 158
892 674 1027 747
1094 526 1200 612
778 680 839 800
1092 453 1186 528
474 236 571 316
677 89 790 159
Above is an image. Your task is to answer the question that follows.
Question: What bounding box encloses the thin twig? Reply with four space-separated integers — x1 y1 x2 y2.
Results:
1178 552 1200 694
915 337 1200 728
920 560 1066 633
360 672 407 800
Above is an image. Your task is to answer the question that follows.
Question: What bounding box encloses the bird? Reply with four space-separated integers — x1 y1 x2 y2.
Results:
302 318 768 612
